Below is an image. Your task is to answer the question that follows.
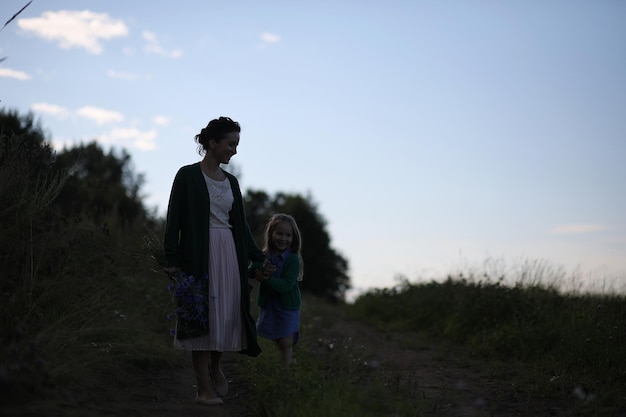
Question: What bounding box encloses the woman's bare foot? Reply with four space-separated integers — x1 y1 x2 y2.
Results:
195 394 224 406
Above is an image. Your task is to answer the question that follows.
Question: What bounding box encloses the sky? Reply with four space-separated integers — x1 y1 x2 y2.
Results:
2 0 625 296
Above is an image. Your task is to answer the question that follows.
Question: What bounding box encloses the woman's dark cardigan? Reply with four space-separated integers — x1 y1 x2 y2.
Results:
164 162 264 356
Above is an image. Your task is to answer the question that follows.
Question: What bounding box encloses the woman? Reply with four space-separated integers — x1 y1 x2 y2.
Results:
163 116 268 406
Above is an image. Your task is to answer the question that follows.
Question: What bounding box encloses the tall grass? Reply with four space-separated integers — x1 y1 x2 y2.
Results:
348 272 626 416
448 256 626 295
238 265 624 417
238 297 430 417
0 132 177 415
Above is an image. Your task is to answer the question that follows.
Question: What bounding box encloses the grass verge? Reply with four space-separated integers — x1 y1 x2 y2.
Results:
348 276 626 416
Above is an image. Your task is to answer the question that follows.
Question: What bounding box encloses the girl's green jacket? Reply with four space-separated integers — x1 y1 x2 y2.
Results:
257 253 302 310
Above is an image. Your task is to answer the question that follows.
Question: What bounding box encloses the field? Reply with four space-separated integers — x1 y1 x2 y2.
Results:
240 276 626 417
2 262 624 417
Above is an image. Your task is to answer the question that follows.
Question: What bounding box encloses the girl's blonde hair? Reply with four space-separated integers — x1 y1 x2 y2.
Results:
262 213 304 281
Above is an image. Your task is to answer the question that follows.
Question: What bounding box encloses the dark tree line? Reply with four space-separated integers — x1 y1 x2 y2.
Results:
54 143 147 227
0 108 350 301
244 190 350 302
0 109 148 227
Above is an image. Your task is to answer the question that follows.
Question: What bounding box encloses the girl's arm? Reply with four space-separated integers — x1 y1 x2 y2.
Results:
264 254 300 293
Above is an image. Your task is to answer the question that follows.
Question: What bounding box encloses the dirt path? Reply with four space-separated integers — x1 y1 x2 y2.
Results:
324 311 585 416
311 316 525 417
111 311 570 417
111 352 251 417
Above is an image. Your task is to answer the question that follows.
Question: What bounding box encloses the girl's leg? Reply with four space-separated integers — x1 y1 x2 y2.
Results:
277 337 294 366
192 351 217 400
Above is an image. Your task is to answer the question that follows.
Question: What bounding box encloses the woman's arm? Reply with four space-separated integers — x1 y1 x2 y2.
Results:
163 168 185 268
245 220 266 263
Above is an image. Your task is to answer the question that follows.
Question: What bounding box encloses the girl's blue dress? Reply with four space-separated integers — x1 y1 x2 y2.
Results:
256 250 300 344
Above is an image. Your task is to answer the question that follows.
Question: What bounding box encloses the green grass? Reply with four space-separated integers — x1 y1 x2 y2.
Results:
238 299 429 417
347 275 626 416
236 276 625 417
0 217 178 415
0 132 177 413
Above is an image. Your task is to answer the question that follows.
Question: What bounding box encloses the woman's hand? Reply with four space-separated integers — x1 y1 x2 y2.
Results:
164 266 181 279
253 260 276 283
262 260 276 278
252 269 269 282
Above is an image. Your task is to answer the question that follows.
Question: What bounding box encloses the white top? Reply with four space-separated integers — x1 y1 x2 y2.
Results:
202 172 233 228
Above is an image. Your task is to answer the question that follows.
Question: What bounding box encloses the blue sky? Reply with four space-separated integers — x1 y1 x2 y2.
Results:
2 0 625 295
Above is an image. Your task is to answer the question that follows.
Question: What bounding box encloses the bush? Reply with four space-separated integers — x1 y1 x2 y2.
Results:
0 119 176 415
348 274 626 415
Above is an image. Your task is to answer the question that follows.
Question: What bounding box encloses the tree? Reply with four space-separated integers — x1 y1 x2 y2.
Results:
0 109 66 291
0 107 166 409
244 190 350 302
54 142 148 227
0 109 55 178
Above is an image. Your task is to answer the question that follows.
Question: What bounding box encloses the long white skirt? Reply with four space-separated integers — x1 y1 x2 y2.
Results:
175 227 246 351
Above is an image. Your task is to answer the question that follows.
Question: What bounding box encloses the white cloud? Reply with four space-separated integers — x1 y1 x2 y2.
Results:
142 30 182 58
50 138 77 151
17 10 128 54
76 106 124 125
261 32 281 43
100 127 157 151
152 115 170 126
549 224 606 235
107 69 138 80
30 102 124 126
31 102 70 117
0 67 31 80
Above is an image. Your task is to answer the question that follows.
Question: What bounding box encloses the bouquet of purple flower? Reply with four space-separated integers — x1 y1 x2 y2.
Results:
167 273 209 332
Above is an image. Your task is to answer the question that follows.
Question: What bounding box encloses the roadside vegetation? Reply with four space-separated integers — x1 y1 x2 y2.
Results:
240 297 428 417
0 111 177 416
239 274 625 417
349 274 625 416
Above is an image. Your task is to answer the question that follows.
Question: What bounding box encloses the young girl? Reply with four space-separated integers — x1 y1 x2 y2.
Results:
254 213 303 366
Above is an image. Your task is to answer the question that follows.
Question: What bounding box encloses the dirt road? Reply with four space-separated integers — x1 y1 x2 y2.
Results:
109 352 251 417
109 311 573 417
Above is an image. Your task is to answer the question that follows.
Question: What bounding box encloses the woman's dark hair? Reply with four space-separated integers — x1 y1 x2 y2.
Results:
195 116 240 154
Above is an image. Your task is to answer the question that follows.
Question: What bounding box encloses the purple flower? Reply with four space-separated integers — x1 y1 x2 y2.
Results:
167 273 209 328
